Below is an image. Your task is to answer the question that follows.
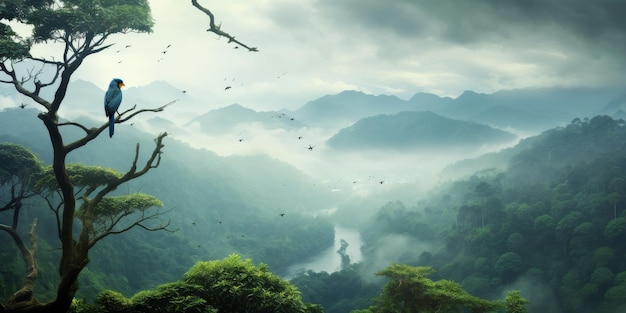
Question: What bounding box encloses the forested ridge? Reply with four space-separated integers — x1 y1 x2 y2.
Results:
349 115 626 312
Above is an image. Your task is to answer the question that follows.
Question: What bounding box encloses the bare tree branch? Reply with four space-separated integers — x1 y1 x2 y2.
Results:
57 121 92 133
89 207 175 248
63 100 175 154
191 0 259 52
0 61 53 110
119 100 177 123
1 218 38 306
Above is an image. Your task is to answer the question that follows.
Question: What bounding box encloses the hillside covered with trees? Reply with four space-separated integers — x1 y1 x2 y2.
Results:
348 115 626 313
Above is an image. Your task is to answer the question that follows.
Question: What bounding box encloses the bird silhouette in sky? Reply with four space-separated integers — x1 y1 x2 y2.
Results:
18 103 26 109
104 78 124 138
225 86 232 90
307 145 314 151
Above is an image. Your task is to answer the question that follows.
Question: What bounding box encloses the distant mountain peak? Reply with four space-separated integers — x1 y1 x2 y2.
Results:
326 111 516 151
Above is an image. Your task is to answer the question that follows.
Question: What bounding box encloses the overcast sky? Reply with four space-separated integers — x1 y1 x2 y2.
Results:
22 0 626 112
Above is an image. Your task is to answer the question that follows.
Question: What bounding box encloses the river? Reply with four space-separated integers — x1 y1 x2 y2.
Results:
282 225 363 280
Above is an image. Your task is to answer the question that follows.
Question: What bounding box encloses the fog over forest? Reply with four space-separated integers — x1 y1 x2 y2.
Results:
2 1 626 313
3 81 626 312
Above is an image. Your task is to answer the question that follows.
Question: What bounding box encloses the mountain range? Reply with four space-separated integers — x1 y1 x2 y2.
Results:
3 79 626 156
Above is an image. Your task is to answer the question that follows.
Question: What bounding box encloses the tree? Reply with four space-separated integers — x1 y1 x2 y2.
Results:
604 217 626 242
0 1 175 312
504 290 529 313
82 254 318 313
495 252 523 282
354 264 502 313
0 143 44 306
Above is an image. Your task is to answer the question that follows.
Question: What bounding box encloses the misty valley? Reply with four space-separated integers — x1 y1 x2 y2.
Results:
2 83 626 313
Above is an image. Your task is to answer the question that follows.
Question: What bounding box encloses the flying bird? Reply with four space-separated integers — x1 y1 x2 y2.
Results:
18 103 26 109
225 86 232 90
307 145 314 151
104 78 125 138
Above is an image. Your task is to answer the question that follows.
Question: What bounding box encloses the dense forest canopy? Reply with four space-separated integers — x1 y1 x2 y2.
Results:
353 115 626 313
2 0 626 312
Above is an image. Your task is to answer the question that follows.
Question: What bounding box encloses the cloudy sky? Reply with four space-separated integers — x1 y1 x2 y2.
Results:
18 0 626 112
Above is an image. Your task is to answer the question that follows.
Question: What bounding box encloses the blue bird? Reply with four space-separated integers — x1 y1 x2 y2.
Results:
104 78 125 137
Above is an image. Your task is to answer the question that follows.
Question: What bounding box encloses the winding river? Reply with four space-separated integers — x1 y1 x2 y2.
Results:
282 225 363 280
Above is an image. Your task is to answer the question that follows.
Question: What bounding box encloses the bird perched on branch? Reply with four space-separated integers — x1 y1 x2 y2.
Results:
104 78 125 137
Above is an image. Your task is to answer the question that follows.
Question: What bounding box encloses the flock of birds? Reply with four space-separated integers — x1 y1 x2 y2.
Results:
115 43 173 64
4 40 393 251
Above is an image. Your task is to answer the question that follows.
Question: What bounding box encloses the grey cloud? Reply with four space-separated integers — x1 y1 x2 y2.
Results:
316 0 626 51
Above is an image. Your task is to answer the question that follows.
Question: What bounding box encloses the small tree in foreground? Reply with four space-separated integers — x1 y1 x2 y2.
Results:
72 254 322 313
352 264 517 313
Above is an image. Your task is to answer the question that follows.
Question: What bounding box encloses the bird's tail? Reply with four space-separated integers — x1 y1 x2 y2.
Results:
108 115 115 137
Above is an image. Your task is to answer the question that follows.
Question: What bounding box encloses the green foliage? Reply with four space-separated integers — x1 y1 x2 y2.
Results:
0 23 30 59
494 252 523 275
130 281 215 313
92 193 163 217
290 264 381 313
35 162 163 222
0 0 50 59
0 142 43 185
36 163 121 191
95 290 133 313
90 254 318 313
604 217 626 241
183 254 308 313
1 0 152 60
604 285 626 307
359 264 502 313
504 290 529 313
28 0 152 40
590 267 614 286
69 297 100 313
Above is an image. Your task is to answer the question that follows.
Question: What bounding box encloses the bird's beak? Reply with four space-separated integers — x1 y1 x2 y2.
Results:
118 82 125 88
